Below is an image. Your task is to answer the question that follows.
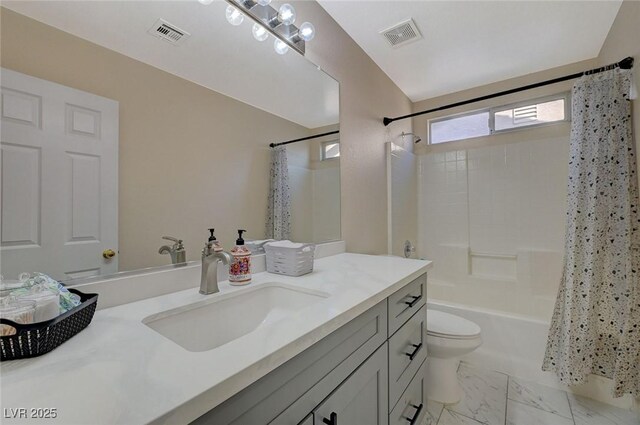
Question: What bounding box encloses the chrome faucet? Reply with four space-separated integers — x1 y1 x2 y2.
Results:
200 242 233 295
158 236 186 264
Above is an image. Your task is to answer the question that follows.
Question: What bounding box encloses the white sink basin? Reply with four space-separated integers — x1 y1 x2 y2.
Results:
143 283 329 352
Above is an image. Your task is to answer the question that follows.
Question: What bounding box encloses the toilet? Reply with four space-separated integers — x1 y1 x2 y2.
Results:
426 309 482 404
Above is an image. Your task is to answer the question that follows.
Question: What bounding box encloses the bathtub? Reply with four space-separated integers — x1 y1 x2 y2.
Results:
427 299 639 410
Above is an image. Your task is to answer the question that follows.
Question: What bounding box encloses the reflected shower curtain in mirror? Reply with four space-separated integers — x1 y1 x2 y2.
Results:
266 146 291 240
543 69 640 397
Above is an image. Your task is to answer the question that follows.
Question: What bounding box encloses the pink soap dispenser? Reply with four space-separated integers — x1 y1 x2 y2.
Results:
229 229 251 285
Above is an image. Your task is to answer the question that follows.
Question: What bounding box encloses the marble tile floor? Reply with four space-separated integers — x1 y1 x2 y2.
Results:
421 362 639 425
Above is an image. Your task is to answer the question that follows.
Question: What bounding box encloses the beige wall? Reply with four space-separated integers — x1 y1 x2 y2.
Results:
0 8 315 271
597 0 640 189
293 1 414 254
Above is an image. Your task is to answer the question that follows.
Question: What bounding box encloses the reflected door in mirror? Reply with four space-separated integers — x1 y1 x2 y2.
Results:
1 69 119 281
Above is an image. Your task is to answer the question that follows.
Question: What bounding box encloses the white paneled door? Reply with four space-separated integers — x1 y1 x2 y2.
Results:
1 68 118 281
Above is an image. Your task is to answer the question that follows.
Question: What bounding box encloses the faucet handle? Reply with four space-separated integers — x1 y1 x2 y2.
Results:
162 236 184 250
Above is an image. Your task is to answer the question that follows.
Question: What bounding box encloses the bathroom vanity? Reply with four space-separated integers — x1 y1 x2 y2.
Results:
195 270 428 425
0 253 431 425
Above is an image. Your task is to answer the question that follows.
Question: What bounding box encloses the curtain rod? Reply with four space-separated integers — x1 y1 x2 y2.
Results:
269 130 339 148
383 56 635 126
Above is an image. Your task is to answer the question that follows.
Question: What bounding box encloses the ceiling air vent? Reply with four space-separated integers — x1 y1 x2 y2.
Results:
147 19 190 46
380 19 422 48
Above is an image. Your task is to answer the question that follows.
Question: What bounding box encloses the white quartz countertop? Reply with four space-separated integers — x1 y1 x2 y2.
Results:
0 253 431 424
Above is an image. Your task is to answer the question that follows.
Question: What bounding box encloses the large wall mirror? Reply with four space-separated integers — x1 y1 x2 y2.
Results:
0 1 340 282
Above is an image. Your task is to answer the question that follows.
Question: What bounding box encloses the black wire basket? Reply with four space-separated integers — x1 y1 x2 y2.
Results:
0 289 98 361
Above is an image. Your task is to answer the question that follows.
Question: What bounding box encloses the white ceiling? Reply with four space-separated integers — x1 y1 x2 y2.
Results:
3 0 339 129
317 0 622 101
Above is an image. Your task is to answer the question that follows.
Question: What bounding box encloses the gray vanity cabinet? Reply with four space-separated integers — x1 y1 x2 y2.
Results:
193 301 388 425
313 344 388 425
191 273 428 425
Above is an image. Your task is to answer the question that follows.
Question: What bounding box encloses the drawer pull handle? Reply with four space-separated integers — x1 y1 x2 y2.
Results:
404 295 422 308
406 403 423 425
323 412 337 425
405 343 423 361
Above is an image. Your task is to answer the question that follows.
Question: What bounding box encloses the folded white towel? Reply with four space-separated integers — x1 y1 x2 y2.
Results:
265 240 311 249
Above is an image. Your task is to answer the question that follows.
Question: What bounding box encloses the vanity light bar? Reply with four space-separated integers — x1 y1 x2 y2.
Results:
225 0 307 55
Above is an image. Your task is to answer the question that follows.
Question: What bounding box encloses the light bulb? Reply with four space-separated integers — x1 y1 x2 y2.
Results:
198 0 214 4
225 5 244 26
274 39 289 55
252 23 269 42
298 22 315 41
278 3 296 25
256 0 271 5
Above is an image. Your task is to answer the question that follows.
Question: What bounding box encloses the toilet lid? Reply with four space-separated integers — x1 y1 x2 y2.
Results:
427 310 481 338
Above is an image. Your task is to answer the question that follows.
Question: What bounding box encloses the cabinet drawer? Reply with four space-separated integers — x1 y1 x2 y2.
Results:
388 305 427 410
389 359 427 425
388 274 426 336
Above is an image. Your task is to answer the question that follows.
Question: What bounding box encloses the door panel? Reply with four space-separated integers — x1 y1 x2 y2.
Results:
0 68 118 280
1 143 40 247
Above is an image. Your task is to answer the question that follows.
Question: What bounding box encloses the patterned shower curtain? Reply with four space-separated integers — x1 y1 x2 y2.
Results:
543 69 640 397
265 146 291 240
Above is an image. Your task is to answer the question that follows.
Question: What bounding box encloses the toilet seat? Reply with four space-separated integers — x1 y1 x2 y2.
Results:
427 309 481 340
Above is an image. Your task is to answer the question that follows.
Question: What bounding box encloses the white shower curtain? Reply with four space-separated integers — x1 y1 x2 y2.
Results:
543 68 640 397
265 146 291 240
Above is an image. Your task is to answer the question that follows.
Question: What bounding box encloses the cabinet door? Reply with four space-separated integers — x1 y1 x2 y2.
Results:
313 344 388 425
299 414 313 425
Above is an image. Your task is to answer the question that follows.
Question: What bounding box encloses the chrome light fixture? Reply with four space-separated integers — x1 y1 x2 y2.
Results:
225 5 244 26
252 23 269 41
198 0 315 56
273 39 289 55
277 3 296 26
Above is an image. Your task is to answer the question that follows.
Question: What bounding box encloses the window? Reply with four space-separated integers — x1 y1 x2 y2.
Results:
492 96 567 132
321 140 340 160
430 111 491 144
429 93 569 144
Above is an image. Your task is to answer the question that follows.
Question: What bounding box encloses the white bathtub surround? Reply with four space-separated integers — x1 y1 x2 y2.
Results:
428 300 639 411
543 69 640 398
423 362 638 425
418 137 569 320
0 253 430 424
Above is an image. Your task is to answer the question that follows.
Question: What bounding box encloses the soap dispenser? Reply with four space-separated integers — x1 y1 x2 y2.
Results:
208 228 223 252
229 229 251 285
